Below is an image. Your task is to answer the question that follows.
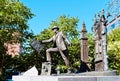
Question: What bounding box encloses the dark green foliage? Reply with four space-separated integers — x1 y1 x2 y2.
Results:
0 0 34 79
107 27 120 75
36 15 80 72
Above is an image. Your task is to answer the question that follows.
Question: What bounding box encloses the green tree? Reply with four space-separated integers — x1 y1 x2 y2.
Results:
36 16 95 73
107 27 120 74
0 0 34 78
87 33 95 71
37 15 80 72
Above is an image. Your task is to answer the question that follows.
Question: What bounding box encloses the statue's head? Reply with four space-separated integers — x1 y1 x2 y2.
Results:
52 26 59 34
52 26 59 30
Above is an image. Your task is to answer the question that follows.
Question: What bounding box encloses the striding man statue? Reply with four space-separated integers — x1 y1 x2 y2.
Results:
41 26 72 73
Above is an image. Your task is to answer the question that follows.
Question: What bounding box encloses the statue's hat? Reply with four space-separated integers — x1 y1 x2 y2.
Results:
52 26 59 30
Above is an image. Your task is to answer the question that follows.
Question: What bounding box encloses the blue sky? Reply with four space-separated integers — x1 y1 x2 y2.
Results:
20 0 110 35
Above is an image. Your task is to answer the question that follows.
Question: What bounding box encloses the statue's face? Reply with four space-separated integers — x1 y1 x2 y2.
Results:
53 28 58 33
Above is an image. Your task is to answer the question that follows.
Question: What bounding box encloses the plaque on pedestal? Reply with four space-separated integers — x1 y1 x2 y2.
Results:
30 38 43 53
41 62 51 75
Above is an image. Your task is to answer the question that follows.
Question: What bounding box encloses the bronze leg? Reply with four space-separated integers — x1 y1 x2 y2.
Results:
46 48 59 62
59 50 71 73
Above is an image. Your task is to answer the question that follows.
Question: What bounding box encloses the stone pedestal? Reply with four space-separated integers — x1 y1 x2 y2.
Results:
56 70 117 76
13 70 118 81
41 62 51 75
23 66 38 76
95 60 104 71
13 75 120 81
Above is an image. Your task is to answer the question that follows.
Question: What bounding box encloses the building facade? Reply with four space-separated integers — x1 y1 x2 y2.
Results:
5 43 21 57
4 31 22 57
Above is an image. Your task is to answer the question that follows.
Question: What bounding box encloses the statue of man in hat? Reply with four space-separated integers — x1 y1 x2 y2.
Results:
41 26 72 73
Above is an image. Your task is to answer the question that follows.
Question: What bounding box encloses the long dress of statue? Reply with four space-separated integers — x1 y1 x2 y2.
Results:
41 26 72 73
92 9 110 71
93 14 103 62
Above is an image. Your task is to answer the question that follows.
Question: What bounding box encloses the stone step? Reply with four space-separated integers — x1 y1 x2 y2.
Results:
12 70 119 81
53 70 117 76
12 75 120 81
